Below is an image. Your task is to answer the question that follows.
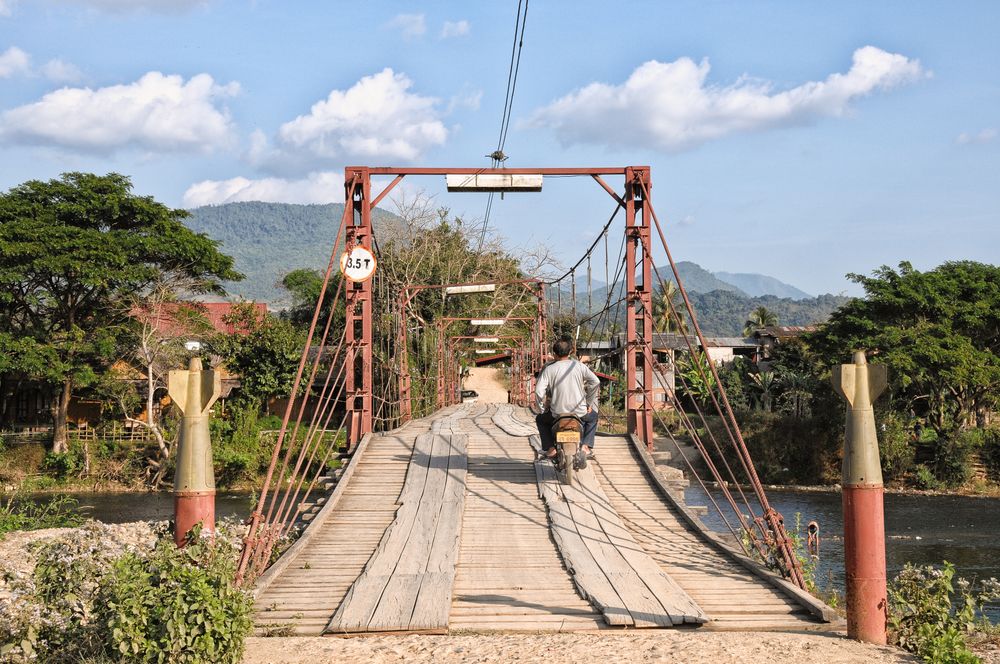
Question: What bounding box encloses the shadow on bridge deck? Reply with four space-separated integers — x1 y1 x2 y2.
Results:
252 403 839 635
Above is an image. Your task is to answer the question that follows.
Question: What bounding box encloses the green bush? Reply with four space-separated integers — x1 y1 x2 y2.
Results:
978 427 1000 482
41 449 81 479
726 411 841 484
879 412 915 482
1 523 253 663
889 561 1000 664
933 431 978 488
914 464 942 491
0 492 84 536
98 527 253 663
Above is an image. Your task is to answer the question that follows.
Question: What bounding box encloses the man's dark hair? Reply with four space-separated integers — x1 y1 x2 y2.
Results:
552 336 574 358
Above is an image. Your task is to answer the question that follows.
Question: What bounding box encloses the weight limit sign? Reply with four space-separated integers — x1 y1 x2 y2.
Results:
339 246 377 283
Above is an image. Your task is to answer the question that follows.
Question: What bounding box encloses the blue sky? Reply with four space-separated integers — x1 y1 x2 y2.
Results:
1 1 997 296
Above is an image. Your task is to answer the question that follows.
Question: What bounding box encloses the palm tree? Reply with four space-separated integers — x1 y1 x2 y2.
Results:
748 370 777 412
743 306 778 336
652 281 688 334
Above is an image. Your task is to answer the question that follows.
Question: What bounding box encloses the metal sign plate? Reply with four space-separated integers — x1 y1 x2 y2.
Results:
340 246 377 282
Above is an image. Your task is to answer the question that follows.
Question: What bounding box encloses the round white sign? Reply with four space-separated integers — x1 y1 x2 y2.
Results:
339 246 377 282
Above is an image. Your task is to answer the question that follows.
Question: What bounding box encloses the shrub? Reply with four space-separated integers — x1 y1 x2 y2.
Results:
0 492 84 537
879 412 915 482
933 431 978 488
914 464 942 491
979 427 1000 482
41 450 81 479
889 561 1000 664
98 527 254 663
0 522 253 663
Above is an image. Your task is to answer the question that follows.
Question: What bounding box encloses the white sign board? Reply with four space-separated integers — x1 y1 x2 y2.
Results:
340 246 377 283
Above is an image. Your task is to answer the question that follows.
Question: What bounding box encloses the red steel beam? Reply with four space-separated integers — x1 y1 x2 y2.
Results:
357 166 638 176
624 167 654 449
344 168 374 447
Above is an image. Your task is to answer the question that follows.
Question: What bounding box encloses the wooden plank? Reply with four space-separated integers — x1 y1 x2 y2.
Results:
367 433 451 630
535 461 633 626
253 432 374 598
410 433 468 630
325 431 435 633
573 468 706 626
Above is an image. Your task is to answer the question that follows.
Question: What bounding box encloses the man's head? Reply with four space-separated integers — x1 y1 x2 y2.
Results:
552 335 574 359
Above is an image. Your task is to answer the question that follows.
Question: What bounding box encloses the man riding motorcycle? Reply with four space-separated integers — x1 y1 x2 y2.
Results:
534 336 600 463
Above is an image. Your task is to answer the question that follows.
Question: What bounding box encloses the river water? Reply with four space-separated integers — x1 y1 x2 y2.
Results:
36 487 1000 618
686 485 1000 619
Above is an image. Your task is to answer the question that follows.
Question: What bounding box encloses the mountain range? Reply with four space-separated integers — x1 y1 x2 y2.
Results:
185 201 849 334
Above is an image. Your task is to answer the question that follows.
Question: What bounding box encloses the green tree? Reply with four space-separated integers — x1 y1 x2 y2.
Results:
211 303 303 410
279 267 345 330
652 281 688 334
743 306 779 336
0 173 240 452
809 261 1000 439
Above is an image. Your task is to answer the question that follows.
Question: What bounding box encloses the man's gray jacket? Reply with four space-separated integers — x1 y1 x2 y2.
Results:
535 359 600 417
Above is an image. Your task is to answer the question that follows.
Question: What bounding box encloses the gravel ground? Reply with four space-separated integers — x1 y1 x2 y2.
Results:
242 632 918 664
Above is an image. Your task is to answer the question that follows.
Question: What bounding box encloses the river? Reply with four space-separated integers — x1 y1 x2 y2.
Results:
687 485 1000 619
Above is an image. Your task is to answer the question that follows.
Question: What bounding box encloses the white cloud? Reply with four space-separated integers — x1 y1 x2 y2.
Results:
0 46 30 78
385 13 426 39
528 46 928 152
0 47 83 82
0 71 239 154
183 171 345 207
254 68 448 171
0 0 16 17
441 20 470 38
956 128 997 145
447 89 482 113
41 58 83 83
184 172 414 208
51 0 209 13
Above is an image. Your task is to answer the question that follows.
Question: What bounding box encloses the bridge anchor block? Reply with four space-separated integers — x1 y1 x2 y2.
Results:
832 350 888 645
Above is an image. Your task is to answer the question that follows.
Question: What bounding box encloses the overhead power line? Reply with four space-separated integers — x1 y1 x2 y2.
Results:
478 0 530 251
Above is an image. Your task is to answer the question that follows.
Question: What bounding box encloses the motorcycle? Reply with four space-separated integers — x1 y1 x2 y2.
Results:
550 413 587 485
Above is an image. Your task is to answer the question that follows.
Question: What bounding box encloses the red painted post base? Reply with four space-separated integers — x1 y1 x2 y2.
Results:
174 490 216 547
843 484 887 645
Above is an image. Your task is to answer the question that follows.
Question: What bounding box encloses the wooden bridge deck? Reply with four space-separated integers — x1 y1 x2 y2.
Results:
253 404 837 635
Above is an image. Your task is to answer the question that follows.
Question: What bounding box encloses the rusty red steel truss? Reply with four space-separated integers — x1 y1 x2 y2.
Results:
236 165 805 591
396 282 546 422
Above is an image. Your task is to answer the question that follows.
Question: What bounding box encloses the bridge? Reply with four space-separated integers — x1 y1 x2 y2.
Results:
235 165 840 635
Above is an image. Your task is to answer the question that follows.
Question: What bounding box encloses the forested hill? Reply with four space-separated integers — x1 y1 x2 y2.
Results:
688 291 852 336
184 201 850 331
185 201 401 304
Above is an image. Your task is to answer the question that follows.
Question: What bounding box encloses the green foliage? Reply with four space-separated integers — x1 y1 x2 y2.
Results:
743 305 778 336
982 428 1000 482
879 412 916 481
279 268 344 330
0 172 241 451
212 402 267 487
210 303 303 407
809 261 1000 440
98 527 253 663
729 411 842 484
42 449 82 479
0 492 84 536
1 523 253 663
889 561 1000 663
914 464 943 491
934 431 978 488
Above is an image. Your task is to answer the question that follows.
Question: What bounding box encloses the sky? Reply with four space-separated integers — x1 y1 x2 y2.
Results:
1 0 998 296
